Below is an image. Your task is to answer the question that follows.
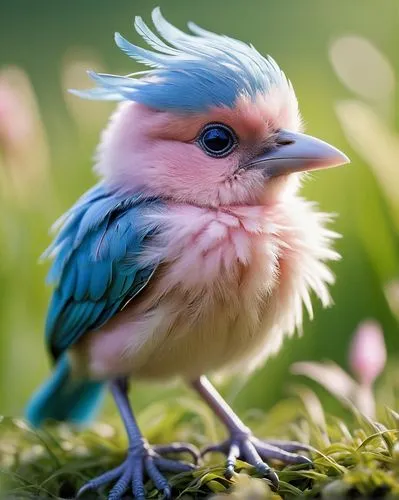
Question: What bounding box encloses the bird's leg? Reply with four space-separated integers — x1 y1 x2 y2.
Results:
191 376 312 488
78 378 199 500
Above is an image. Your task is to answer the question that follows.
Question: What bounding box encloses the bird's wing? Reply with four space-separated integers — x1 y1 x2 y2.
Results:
44 183 162 360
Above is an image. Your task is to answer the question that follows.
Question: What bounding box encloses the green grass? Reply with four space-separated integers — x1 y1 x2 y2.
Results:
1 0 399 421
1 390 398 499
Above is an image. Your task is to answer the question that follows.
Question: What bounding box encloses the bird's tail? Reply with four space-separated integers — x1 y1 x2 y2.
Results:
25 353 106 427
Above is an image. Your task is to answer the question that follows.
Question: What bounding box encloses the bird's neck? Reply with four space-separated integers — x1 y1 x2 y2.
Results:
138 195 338 295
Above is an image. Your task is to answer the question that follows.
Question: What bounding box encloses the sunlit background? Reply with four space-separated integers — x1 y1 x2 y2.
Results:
1 0 398 420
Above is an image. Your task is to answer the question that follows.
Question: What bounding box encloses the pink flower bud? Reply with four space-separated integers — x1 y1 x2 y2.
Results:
0 68 34 147
349 320 386 386
0 66 49 200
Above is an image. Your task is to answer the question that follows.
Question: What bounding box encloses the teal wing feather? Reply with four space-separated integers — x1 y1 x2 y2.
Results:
45 183 163 360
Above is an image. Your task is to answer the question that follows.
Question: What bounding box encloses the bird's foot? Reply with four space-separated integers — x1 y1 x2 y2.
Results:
77 441 198 500
202 432 312 489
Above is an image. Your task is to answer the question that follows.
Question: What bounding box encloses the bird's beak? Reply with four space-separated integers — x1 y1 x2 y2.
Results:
242 129 350 177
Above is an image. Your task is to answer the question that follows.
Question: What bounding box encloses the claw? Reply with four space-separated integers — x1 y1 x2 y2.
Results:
264 469 279 490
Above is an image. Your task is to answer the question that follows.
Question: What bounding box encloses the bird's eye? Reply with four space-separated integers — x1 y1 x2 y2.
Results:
197 123 237 158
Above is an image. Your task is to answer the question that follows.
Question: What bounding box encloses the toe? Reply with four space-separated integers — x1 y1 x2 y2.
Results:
145 455 172 496
77 464 125 497
241 439 270 474
131 457 146 499
254 440 313 466
162 486 172 499
108 463 132 500
154 456 195 473
264 439 314 453
241 439 279 488
225 442 240 480
254 461 271 477
201 441 228 458
153 443 201 465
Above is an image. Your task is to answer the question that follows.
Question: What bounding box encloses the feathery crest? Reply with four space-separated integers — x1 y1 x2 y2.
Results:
71 8 291 113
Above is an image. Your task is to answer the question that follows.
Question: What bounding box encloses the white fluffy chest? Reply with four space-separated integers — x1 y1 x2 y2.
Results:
143 210 280 378
77 200 339 381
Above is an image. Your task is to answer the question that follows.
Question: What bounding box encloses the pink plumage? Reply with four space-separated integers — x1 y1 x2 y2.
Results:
27 10 350 498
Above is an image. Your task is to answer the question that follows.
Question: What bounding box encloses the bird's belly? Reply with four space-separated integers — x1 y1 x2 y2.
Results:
133 287 270 380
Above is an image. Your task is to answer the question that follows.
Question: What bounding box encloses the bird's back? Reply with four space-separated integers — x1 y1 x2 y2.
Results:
43 183 163 361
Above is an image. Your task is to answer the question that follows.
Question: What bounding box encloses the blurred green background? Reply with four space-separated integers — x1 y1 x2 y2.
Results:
0 0 398 420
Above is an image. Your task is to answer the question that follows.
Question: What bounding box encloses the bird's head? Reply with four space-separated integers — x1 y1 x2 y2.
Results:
74 8 349 207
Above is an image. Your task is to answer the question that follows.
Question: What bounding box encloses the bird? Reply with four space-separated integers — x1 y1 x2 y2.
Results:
25 8 349 500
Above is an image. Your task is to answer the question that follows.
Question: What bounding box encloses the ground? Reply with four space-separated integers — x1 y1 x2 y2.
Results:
1 391 398 499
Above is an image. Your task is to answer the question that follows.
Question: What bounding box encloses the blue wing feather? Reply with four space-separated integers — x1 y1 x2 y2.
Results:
45 183 163 360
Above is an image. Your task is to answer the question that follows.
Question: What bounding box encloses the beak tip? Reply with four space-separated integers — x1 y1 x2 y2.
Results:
335 151 350 167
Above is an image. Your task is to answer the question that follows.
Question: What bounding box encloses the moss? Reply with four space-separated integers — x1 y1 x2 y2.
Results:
1 394 398 499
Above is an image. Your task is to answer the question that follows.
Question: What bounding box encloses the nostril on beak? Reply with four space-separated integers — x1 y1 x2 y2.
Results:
274 129 295 147
276 137 295 147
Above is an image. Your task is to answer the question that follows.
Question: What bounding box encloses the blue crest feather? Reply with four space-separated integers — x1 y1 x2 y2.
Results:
71 7 290 113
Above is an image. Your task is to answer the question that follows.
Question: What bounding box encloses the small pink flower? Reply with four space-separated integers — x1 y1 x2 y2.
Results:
349 320 386 386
